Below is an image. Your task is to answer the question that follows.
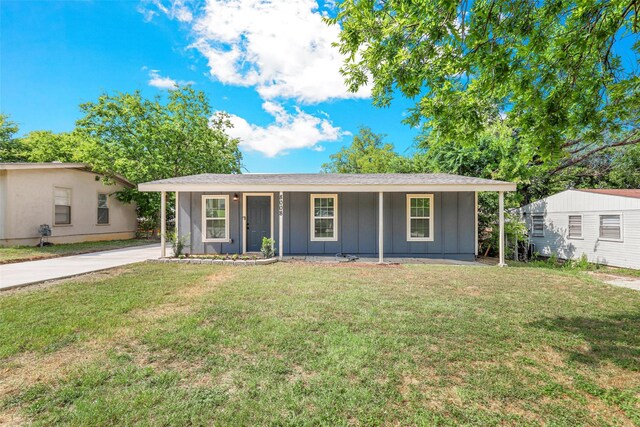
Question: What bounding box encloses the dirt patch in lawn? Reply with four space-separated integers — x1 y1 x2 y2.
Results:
129 268 237 321
0 342 104 398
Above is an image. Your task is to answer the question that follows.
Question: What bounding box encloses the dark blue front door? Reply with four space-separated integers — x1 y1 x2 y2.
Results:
246 196 270 252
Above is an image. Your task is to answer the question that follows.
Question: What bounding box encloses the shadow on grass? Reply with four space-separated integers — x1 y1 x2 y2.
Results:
530 314 640 371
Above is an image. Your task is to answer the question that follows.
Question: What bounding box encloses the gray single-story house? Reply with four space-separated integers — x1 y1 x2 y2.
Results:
139 173 516 263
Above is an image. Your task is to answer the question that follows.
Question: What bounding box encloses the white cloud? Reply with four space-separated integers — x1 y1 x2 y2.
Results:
140 0 193 22
147 69 194 89
225 101 346 157
146 0 370 103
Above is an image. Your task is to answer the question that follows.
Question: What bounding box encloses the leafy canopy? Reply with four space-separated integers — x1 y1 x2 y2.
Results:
330 0 639 168
0 114 21 162
322 127 413 173
76 86 242 184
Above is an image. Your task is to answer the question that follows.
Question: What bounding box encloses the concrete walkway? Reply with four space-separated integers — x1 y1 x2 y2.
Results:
592 273 640 291
0 244 161 291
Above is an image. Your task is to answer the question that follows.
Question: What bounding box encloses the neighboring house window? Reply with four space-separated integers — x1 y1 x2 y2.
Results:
202 195 229 242
568 215 582 239
599 214 622 241
531 215 544 237
310 194 338 241
54 187 71 225
406 194 434 241
97 193 109 225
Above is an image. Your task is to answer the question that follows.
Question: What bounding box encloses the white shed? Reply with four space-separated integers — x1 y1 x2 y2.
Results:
519 189 640 269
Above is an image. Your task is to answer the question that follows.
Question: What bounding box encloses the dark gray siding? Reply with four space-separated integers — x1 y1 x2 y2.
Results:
178 191 475 259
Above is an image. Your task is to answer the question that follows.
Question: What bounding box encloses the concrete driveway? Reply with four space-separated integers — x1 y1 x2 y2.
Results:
0 244 161 291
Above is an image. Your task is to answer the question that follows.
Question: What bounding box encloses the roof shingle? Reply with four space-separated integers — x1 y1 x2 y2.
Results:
141 173 512 186
576 189 640 199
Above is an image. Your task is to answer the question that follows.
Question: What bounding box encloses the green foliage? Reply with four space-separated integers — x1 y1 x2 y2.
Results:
322 127 414 173
0 114 22 162
17 130 85 163
330 0 639 170
261 237 275 258
75 86 242 185
166 232 190 258
74 86 242 229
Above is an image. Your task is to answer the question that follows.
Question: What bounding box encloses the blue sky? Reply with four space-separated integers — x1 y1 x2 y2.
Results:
0 0 419 173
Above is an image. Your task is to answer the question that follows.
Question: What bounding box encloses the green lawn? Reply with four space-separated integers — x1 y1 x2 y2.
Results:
1 263 639 426
0 239 157 264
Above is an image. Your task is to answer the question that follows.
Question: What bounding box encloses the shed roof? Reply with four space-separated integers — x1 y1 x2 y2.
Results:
138 173 516 192
576 189 640 199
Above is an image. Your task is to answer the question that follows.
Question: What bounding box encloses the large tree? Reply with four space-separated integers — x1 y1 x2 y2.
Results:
330 0 639 173
74 86 243 230
16 131 83 163
0 114 22 162
76 86 242 183
322 127 413 173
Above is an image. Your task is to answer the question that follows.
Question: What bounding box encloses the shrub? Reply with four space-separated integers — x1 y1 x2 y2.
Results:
261 237 275 258
166 232 190 257
574 253 590 270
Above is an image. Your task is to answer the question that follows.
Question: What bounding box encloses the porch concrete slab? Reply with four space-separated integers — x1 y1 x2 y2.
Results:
283 256 484 266
0 244 162 291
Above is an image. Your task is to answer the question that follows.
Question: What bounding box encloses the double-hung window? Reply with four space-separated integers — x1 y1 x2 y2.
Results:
406 194 434 241
310 194 337 241
97 193 109 225
568 215 582 239
54 187 72 225
599 214 622 241
202 195 229 242
531 215 544 237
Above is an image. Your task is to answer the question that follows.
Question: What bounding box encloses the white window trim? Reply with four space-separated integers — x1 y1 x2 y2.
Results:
406 194 434 242
531 214 544 237
97 192 110 226
598 213 624 242
310 194 338 242
242 193 274 254
53 187 72 227
202 195 230 243
567 214 583 239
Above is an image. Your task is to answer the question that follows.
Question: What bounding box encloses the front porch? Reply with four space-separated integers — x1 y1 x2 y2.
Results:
139 173 516 265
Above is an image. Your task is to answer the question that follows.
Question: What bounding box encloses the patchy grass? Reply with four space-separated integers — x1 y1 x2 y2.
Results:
0 239 156 264
1 262 639 425
506 257 640 279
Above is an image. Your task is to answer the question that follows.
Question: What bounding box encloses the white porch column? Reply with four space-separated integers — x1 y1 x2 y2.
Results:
160 190 166 258
378 191 384 264
474 191 479 257
175 191 179 235
498 190 505 267
278 191 284 260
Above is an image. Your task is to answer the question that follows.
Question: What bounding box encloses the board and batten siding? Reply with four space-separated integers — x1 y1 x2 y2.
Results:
178 191 476 259
521 190 640 269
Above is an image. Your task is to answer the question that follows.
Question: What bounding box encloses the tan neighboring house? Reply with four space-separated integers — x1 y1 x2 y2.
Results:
0 163 137 246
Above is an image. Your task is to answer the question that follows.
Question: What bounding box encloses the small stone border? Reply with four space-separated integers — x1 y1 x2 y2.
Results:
148 257 278 266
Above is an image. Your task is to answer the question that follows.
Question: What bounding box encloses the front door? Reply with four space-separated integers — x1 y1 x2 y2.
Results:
246 196 271 252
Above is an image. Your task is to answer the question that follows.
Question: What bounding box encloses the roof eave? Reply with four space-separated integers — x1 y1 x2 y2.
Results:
138 182 517 192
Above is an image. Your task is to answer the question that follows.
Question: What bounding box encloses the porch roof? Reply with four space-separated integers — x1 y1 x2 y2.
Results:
139 173 516 192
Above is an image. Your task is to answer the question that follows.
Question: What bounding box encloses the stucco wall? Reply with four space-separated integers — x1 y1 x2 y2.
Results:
178 191 476 259
0 168 137 246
